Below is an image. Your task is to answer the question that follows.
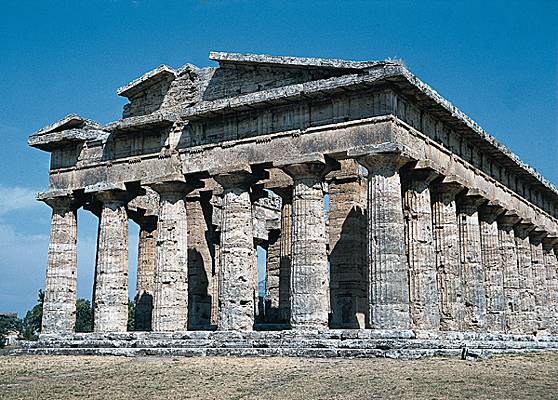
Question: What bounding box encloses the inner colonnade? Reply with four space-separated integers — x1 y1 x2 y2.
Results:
41 151 558 336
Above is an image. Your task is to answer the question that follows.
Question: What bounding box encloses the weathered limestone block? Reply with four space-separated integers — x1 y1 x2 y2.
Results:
150 182 194 332
280 162 332 329
530 233 549 332
498 215 522 333
135 218 157 331
93 192 129 333
186 192 216 330
514 224 537 333
402 169 440 331
431 183 465 331
479 206 506 332
41 196 78 334
214 172 258 331
457 195 487 331
358 154 411 330
328 160 367 329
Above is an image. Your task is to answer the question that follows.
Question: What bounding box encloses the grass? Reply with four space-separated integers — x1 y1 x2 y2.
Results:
0 352 557 399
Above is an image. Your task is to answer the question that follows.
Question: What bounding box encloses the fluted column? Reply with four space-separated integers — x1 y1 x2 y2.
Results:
275 188 293 323
358 154 411 329
479 206 506 332
214 171 258 331
186 192 215 330
498 215 522 333
150 182 195 332
265 229 281 322
530 232 548 332
431 183 465 331
41 195 78 334
328 160 367 329
135 217 157 331
280 162 332 329
542 240 558 333
402 169 440 331
93 191 129 333
514 224 537 333
457 195 487 331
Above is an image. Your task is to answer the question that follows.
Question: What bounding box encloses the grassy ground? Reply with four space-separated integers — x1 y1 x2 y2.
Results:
0 352 557 399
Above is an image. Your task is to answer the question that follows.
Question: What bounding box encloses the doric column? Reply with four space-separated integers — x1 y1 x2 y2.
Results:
265 229 281 322
93 191 129 333
478 205 506 332
275 187 293 323
402 168 440 331
214 170 259 331
328 160 367 329
514 223 537 333
542 239 558 333
186 191 215 330
150 181 196 332
358 153 411 330
431 182 465 331
135 217 157 331
40 195 78 334
530 231 548 332
457 194 487 331
278 160 334 329
498 214 522 333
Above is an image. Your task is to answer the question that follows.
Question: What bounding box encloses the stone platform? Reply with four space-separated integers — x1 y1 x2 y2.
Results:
13 330 558 359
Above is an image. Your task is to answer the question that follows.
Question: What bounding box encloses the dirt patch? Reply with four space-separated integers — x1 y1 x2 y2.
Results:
0 352 557 399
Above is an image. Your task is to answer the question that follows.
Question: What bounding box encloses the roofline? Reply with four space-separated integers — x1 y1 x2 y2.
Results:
209 51 402 70
117 65 177 99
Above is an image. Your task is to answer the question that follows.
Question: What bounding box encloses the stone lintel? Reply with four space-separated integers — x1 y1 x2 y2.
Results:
347 142 412 160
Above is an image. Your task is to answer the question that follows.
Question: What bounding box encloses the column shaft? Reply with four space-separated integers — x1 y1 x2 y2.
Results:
216 175 257 331
530 236 548 332
361 155 410 329
278 191 292 323
42 198 78 334
403 173 440 330
135 219 157 331
93 196 129 332
152 187 189 332
498 219 522 333
186 193 215 330
329 163 367 329
457 197 487 331
514 226 537 333
431 185 465 330
288 165 330 329
479 210 506 332
265 230 281 322
543 244 558 333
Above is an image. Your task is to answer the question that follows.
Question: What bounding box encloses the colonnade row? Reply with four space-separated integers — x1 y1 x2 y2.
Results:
41 152 558 335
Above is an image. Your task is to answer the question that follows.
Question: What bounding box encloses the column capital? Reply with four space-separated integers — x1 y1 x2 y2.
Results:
514 220 536 238
38 192 78 211
430 180 464 197
275 153 340 179
271 186 293 204
497 209 521 227
478 204 506 223
529 228 548 244
212 165 265 189
94 189 130 205
542 234 558 249
147 174 203 197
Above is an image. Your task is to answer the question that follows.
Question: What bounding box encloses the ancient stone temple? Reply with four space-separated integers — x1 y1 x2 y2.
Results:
25 52 558 357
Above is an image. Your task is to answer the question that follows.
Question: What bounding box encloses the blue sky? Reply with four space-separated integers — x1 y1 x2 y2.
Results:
0 0 556 317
